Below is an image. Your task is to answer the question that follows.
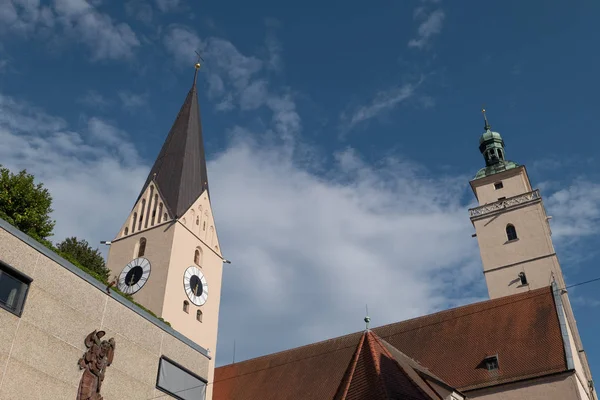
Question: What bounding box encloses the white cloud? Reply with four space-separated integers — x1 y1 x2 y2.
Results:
341 81 421 132
125 0 153 24
543 180 600 239
0 92 148 247
118 91 148 109
408 8 445 49
78 90 110 109
162 26 302 141
0 0 140 61
155 0 180 13
163 25 203 66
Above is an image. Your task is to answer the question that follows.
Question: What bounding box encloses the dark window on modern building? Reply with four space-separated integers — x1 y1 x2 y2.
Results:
494 182 503 190
506 224 518 241
0 261 32 317
156 356 207 400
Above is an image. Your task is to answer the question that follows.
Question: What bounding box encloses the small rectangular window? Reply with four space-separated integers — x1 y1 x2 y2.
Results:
156 356 207 400
498 197 506 201
0 261 32 317
494 182 503 190
485 355 499 371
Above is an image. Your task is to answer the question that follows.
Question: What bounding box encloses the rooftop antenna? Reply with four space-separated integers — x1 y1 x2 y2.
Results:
482 106 491 131
193 50 204 85
232 339 236 364
364 304 371 331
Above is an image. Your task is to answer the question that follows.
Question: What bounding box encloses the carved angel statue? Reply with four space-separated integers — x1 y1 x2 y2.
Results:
77 330 116 400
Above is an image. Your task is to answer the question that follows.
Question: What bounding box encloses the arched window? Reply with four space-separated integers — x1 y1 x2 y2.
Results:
163 212 168 222
131 212 137 233
183 300 189 313
202 221 206 231
151 194 159 225
158 203 163 223
138 237 147 257
145 186 154 228
506 224 518 241
194 248 202 266
138 199 146 231
208 226 215 246
196 216 199 225
196 310 203 322
124 227 129 236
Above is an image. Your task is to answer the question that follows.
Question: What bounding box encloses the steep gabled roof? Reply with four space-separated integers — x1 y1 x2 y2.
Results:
334 330 454 400
214 287 567 399
136 76 209 217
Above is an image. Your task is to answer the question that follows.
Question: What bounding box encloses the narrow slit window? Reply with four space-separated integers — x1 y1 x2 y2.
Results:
158 203 163 223
131 212 138 233
196 310 203 322
183 300 189 313
151 194 159 225
506 224 518 241
138 238 147 257
194 249 202 266
138 199 146 231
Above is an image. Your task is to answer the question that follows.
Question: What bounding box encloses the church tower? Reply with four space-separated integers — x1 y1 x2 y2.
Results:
105 63 224 398
469 110 596 399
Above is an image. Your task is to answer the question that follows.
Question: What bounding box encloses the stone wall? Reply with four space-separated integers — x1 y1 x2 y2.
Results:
0 219 210 400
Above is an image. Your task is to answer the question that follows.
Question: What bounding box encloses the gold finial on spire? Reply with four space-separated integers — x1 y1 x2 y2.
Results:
482 106 491 131
193 50 204 85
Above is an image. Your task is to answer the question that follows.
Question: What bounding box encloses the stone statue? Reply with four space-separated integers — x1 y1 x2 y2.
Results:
77 330 116 400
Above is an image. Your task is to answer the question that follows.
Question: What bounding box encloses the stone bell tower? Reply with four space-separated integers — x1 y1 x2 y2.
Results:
105 62 225 399
468 109 596 399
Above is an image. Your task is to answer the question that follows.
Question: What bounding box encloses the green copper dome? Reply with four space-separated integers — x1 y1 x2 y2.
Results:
479 130 503 145
473 110 519 179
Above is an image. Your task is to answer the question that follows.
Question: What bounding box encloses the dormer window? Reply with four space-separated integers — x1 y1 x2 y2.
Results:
494 182 503 190
484 355 499 371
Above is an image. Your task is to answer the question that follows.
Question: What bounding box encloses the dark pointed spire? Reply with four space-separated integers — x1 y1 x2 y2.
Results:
136 62 209 217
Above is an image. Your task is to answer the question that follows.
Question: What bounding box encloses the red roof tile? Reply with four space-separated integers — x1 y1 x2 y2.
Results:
214 286 566 399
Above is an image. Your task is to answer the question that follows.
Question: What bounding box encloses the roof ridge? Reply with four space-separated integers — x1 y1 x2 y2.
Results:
364 332 392 400
373 286 552 332
216 332 364 370
334 332 366 400
368 332 442 400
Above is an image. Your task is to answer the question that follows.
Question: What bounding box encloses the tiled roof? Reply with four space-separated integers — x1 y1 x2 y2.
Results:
214 287 566 399
334 330 456 400
136 78 210 217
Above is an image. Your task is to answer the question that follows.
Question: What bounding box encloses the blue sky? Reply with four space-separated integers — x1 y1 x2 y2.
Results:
1 0 600 378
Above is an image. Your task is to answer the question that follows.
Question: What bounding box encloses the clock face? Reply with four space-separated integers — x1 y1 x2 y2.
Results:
118 257 151 295
184 266 208 306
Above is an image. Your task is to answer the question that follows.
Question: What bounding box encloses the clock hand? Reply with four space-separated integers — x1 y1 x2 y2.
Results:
193 282 199 296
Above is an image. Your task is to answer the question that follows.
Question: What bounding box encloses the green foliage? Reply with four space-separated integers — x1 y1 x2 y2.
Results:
0 165 55 240
56 237 110 281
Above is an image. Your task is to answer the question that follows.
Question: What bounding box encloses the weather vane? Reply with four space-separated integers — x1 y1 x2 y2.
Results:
195 50 204 69
193 50 205 84
364 304 371 331
481 105 491 130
